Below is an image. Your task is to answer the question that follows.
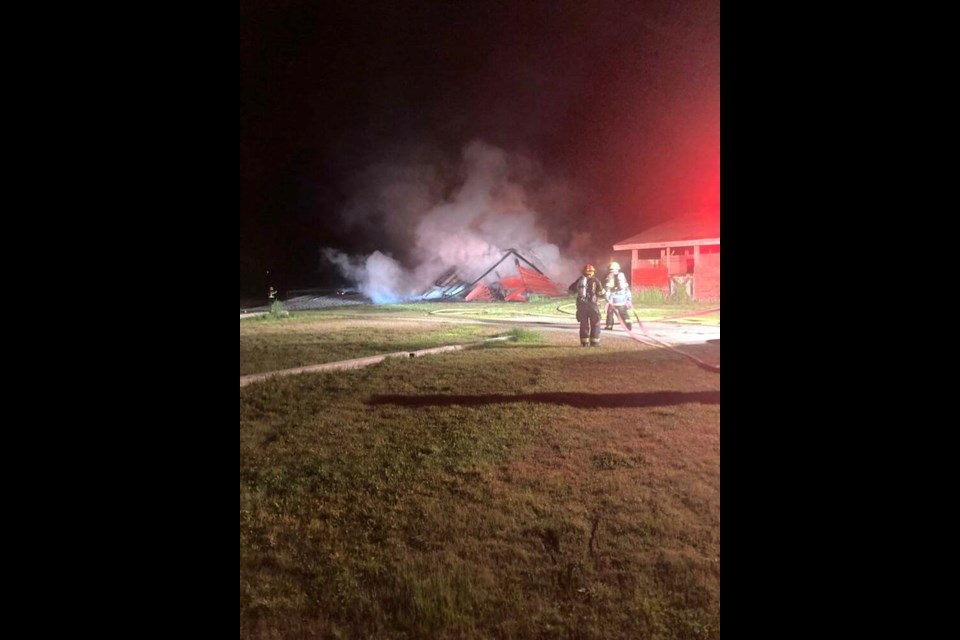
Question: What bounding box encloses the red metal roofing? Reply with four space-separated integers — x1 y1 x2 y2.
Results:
613 217 720 248
464 282 494 301
518 265 566 296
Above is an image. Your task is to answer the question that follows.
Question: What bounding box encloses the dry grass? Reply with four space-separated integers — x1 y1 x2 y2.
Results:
240 322 720 639
240 316 507 375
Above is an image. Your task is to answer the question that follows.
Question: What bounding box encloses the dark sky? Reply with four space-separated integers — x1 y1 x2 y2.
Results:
240 0 720 296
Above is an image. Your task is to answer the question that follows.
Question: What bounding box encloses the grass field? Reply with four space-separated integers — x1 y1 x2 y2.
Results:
241 316 507 375
241 297 718 375
240 306 720 639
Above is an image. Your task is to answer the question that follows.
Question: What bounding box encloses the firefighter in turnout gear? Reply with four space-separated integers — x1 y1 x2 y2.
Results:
568 263 607 346
604 261 633 331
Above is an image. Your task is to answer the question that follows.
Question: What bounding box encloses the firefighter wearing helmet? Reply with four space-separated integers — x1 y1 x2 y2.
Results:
604 261 633 331
568 263 607 346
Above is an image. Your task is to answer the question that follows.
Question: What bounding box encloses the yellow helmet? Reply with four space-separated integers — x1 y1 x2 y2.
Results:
608 261 620 272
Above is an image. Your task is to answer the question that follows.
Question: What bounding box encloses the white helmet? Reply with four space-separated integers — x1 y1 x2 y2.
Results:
608 261 620 272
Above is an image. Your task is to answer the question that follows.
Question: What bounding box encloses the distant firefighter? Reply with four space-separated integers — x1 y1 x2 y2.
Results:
568 263 607 347
604 262 633 331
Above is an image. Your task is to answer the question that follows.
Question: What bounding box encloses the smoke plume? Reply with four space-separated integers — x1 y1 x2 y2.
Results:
323 140 592 302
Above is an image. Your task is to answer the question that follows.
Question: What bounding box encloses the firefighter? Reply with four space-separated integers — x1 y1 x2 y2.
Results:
604 261 633 330
568 263 607 346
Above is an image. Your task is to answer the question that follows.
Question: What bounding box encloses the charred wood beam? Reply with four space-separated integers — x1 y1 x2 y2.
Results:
505 248 545 275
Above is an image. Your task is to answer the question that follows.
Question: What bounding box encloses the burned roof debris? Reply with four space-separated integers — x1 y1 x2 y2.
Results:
421 249 566 302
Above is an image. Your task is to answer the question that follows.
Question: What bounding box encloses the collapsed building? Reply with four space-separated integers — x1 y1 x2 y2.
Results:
420 249 567 302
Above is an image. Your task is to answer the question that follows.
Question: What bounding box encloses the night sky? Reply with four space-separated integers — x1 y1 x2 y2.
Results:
240 0 720 298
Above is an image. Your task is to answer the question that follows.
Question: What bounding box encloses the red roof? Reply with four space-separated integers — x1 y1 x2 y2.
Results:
518 265 566 296
464 282 493 301
613 217 720 249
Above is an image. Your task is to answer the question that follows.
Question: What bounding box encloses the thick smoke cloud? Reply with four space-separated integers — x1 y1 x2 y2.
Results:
323 140 592 302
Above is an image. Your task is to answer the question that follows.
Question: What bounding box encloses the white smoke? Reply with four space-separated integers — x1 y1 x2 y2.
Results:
323 140 591 302
321 248 418 303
